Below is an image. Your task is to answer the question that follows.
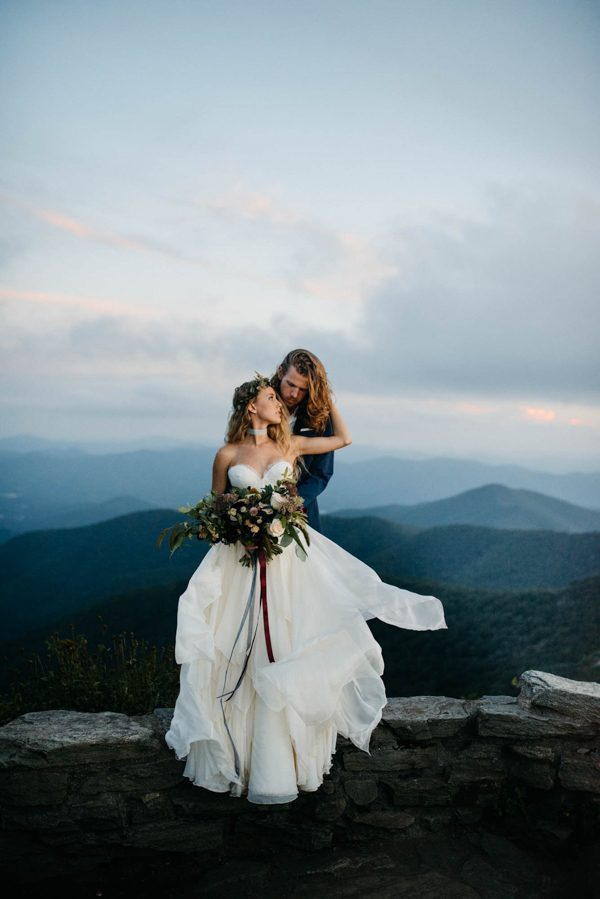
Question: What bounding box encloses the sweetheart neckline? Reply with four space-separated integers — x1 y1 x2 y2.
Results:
228 459 290 480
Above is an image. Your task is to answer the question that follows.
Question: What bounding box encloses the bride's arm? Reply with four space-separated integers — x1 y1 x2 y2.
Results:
291 404 352 456
211 445 235 492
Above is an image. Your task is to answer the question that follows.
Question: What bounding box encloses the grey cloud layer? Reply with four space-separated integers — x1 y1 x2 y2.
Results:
343 190 599 400
4 186 598 408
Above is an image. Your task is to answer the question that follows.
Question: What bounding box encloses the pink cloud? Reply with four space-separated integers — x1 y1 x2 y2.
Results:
524 407 557 423
200 188 303 226
196 188 398 302
0 286 156 319
32 204 202 261
3 190 392 306
34 207 150 253
1 191 214 268
454 400 496 416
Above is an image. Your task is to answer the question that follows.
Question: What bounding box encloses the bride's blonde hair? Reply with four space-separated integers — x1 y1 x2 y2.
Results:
225 376 292 455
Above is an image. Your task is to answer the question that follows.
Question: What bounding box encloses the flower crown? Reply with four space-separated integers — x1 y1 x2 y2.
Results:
232 373 272 412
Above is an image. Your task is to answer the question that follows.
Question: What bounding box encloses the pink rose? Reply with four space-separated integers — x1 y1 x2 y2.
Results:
268 518 285 538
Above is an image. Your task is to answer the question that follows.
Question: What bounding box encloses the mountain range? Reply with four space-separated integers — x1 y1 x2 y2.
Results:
322 516 600 591
335 483 600 533
1 445 599 536
323 455 600 511
2 508 599 648
1 493 598 700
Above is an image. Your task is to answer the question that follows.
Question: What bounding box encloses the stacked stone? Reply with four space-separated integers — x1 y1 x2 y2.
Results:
337 670 600 842
0 670 598 883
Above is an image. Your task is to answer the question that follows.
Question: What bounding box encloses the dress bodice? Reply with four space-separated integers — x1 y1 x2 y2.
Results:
228 459 293 490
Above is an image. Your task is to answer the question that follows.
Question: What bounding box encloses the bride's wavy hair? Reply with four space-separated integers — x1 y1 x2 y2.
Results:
225 376 292 454
272 349 332 434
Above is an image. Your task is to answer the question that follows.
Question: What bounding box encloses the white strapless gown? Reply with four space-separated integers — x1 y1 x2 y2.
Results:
165 460 446 804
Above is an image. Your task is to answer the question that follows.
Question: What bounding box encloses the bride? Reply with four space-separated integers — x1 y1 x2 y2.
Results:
165 375 446 804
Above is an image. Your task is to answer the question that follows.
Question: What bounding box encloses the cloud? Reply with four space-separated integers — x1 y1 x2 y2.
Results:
524 407 557 423
185 183 599 404
3 190 390 310
329 185 600 402
202 187 303 226
1 191 217 270
194 186 397 304
2 182 598 454
0 286 155 319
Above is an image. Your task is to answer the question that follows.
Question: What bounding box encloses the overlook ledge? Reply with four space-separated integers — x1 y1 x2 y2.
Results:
1 670 599 896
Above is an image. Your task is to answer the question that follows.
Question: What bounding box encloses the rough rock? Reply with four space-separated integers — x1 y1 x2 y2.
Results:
78 758 184 795
0 671 598 891
343 744 437 772
477 697 597 738
342 776 379 807
383 696 476 740
0 709 160 768
504 753 556 790
345 806 416 830
314 795 347 821
506 742 557 761
518 670 600 724
379 774 453 807
559 750 600 793
152 707 174 734
449 743 505 784
0 768 70 806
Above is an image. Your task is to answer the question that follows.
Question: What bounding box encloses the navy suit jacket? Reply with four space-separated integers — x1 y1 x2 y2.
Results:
293 414 334 533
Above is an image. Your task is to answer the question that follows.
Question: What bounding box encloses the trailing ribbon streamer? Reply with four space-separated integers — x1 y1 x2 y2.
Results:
258 549 275 663
218 552 276 777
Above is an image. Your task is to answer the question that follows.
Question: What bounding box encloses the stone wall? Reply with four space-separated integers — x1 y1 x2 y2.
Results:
1 670 599 886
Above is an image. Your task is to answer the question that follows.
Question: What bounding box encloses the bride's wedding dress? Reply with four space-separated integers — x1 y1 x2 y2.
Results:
165 460 446 804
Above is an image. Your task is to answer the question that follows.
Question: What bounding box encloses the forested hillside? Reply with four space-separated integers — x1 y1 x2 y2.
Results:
323 516 600 590
2 510 599 646
3 574 597 701
371 575 599 697
0 511 206 642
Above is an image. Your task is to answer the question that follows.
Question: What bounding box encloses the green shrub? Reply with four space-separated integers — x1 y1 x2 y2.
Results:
0 624 180 725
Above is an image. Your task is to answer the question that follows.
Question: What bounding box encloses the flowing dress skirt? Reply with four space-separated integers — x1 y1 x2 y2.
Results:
165 527 446 804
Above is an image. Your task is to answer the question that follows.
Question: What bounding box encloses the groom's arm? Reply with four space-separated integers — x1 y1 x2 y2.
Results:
297 418 334 505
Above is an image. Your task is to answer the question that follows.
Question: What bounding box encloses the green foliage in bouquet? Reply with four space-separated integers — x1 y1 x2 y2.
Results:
157 477 310 566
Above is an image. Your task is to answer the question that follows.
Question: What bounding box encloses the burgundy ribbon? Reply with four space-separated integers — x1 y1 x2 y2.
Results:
258 549 275 663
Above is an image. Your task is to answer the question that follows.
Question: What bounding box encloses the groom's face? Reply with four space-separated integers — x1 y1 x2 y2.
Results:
278 364 309 412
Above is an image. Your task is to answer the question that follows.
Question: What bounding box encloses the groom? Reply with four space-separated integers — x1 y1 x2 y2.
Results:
272 349 334 533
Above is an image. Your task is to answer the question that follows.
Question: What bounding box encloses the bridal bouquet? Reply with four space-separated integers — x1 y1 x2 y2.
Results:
157 477 310 567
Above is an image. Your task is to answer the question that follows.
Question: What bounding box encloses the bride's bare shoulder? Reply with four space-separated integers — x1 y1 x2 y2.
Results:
214 443 237 463
211 444 238 491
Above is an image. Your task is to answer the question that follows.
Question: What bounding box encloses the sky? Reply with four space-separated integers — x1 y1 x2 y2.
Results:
1 0 599 470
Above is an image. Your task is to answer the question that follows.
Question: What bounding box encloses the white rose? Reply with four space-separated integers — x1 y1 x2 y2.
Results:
271 493 285 510
268 518 285 538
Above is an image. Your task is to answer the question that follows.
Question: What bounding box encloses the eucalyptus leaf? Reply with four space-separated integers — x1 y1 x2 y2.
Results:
290 528 309 554
156 527 171 549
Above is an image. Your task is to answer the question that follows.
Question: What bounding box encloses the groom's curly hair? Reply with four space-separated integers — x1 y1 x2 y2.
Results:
272 349 332 434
